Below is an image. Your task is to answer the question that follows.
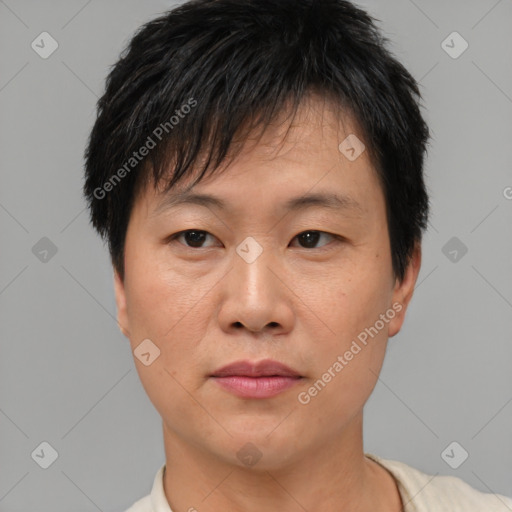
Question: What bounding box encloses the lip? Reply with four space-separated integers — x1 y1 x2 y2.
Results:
210 359 303 399
211 359 301 378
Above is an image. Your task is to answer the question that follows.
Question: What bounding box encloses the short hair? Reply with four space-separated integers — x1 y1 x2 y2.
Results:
83 0 430 282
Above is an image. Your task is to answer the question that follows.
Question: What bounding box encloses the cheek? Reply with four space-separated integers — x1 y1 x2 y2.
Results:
123 265 211 427
296 249 393 404
123 246 222 395
307 251 393 337
298 320 389 424
124 246 206 341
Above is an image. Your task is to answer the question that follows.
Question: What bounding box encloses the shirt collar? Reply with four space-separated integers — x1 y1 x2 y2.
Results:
150 455 414 512
150 464 173 512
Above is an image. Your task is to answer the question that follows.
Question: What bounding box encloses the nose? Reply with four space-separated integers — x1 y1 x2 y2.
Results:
216 237 295 337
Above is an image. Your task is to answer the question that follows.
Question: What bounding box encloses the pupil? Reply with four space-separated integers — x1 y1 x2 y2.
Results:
299 231 319 248
185 231 205 247
183 231 320 249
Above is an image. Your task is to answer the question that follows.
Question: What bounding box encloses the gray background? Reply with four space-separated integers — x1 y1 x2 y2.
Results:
0 0 511 510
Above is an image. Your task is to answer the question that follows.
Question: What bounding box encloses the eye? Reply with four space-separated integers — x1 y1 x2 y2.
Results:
167 229 340 250
168 230 219 248
290 231 339 249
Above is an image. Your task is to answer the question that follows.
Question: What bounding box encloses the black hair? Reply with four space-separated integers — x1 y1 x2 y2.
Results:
83 0 430 282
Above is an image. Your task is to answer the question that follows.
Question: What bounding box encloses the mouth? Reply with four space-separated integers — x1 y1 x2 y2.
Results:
210 359 303 399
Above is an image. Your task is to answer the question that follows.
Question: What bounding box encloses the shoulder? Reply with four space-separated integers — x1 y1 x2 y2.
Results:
123 464 169 512
124 495 152 512
366 453 512 512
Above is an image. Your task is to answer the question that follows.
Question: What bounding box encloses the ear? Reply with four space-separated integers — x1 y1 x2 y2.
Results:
113 267 130 338
388 242 422 338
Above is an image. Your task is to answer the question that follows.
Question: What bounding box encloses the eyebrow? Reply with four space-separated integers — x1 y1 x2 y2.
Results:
152 190 365 217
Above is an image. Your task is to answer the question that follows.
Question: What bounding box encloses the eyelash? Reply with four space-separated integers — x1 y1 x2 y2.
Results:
166 229 342 251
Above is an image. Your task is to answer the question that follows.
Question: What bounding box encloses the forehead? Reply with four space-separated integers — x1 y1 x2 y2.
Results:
137 95 381 218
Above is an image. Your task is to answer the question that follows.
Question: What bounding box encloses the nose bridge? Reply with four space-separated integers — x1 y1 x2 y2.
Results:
234 234 277 303
218 233 291 334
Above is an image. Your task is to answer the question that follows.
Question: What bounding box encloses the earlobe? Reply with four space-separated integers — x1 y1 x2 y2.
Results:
388 242 422 338
113 268 130 338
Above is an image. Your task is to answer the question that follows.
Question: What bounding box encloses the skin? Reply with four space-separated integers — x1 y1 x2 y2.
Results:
114 94 422 512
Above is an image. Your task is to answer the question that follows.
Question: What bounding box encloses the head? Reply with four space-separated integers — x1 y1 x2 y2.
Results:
84 0 429 470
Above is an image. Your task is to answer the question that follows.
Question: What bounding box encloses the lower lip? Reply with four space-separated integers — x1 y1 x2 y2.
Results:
211 376 302 398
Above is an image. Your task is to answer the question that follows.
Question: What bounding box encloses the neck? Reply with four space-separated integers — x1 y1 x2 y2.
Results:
162 413 401 512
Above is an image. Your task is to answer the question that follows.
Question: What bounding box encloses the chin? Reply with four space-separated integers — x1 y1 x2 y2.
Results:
213 426 305 471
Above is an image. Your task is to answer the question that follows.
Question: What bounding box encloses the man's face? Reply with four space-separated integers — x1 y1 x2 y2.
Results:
114 97 420 470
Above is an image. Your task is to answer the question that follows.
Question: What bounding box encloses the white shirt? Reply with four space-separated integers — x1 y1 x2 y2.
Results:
125 452 512 511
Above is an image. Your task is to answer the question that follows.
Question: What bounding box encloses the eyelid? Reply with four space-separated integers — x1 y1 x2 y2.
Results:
290 231 339 249
167 229 343 250
167 230 219 248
